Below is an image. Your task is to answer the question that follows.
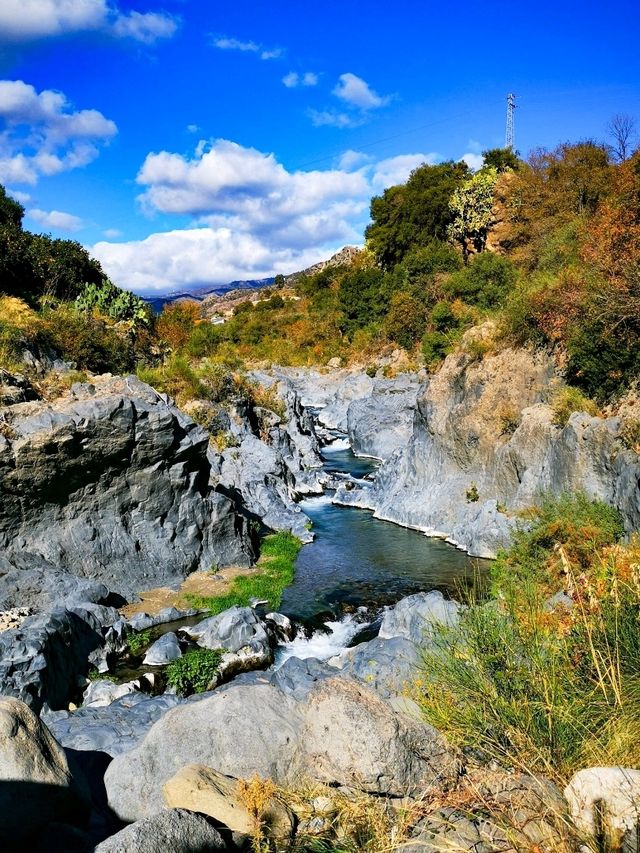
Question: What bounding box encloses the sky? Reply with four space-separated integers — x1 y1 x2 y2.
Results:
0 0 639 295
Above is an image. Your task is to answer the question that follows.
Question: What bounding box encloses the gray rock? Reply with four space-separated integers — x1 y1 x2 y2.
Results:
0 375 255 599
0 553 111 612
335 334 640 557
143 632 182 666
0 697 87 847
93 808 227 852
0 606 106 712
329 635 420 699
43 692 190 756
185 606 271 655
270 656 335 699
82 679 140 708
104 677 459 822
564 767 640 849
378 591 462 644
347 374 420 460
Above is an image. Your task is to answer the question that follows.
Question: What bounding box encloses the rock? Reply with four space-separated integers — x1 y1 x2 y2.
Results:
43 692 189 757
265 611 296 641
564 767 640 849
347 374 420 460
143 632 182 666
0 605 32 632
0 375 255 599
0 697 87 847
335 338 640 557
270 656 335 700
83 679 140 708
163 764 295 839
0 605 107 712
93 808 227 852
104 682 303 821
0 368 37 406
378 591 462 644
185 606 271 656
329 636 420 699
301 677 459 797
104 678 460 822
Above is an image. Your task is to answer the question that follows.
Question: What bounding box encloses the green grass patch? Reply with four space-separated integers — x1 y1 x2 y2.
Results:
186 531 302 616
166 648 224 696
126 628 152 655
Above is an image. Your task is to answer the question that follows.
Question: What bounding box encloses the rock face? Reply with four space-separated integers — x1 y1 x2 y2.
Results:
335 332 640 557
378 591 462 643
93 808 227 853
346 374 420 459
565 767 640 849
104 677 459 822
0 697 86 848
0 376 254 599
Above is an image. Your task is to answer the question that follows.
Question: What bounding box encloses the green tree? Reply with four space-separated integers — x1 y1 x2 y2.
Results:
482 147 521 172
445 252 517 309
338 267 389 336
365 161 469 268
448 167 499 259
384 291 425 349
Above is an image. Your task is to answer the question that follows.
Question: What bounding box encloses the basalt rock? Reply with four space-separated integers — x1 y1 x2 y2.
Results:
0 376 255 599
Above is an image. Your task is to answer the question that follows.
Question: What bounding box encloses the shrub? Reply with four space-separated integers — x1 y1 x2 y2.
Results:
550 385 599 427
466 483 479 502
383 291 425 349
619 418 640 453
157 301 201 350
429 300 457 333
445 252 517 309
416 494 637 782
75 279 150 328
138 356 206 404
166 648 224 696
421 330 450 367
126 629 152 655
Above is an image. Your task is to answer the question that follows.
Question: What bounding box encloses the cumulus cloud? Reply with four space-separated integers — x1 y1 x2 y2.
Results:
333 73 390 110
0 79 117 185
91 140 440 293
211 35 283 60
461 152 484 171
8 188 30 203
27 207 84 231
103 227 122 239
308 109 364 129
0 0 178 43
283 71 318 88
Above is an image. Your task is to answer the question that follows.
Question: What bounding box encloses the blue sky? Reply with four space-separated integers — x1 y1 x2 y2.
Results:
1 0 639 294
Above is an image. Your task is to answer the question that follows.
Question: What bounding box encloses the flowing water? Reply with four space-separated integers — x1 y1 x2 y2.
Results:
279 443 487 622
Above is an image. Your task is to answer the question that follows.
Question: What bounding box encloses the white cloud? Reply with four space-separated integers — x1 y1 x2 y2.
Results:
371 153 439 190
111 11 178 44
186 124 200 134
211 35 282 60
0 79 117 185
103 227 122 239
461 152 484 171
333 73 390 110
308 109 363 129
283 71 318 88
27 207 84 231
91 139 440 293
7 189 30 203
338 150 372 170
0 0 178 44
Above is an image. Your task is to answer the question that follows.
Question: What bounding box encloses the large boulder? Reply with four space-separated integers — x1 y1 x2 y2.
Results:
104 678 460 822
93 808 227 853
0 697 87 848
378 591 462 644
329 635 420 699
185 606 274 677
0 376 254 599
143 632 182 666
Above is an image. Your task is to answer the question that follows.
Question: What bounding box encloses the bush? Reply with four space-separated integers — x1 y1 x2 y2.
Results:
383 291 425 349
166 648 224 696
421 330 450 367
126 629 152 655
550 385 599 427
566 314 640 402
75 279 150 328
416 494 637 782
157 302 201 350
138 355 206 404
445 252 517 310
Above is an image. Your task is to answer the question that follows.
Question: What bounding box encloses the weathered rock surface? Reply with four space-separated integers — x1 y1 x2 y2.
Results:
347 374 420 459
143 631 182 666
104 677 459 822
378 591 462 644
0 376 254 599
0 553 111 612
0 697 86 848
164 764 295 838
564 767 640 849
335 331 640 557
93 808 227 853
329 636 420 699
82 679 140 708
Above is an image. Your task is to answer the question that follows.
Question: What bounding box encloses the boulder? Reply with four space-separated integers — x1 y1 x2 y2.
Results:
83 679 140 708
93 808 227 852
164 764 295 839
105 682 303 821
0 697 86 848
301 678 459 797
104 677 460 822
378 591 462 644
0 375 255 599
329 635 420 699
564 767 640 849
185 606 273 676
0 553 111 613
143 632 182 666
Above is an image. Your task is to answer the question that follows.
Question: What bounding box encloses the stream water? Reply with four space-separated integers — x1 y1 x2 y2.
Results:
279 442 487 622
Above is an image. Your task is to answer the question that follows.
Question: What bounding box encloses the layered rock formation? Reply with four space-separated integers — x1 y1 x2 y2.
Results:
0 375 255 600
334 331 640 557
